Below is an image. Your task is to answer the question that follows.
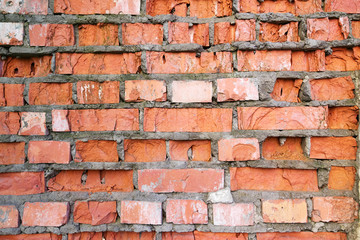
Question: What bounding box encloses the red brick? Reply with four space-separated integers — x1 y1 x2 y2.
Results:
0 84 24 106
295 0 323 15
262 137 307 161
214 20 256 44
312 197 358 223
270 79 302 102
189 0 232 18
230 167 318 191
328 106 358 130
75 140 118 163
47 170 133 192
52 109 139 132
214 22 234 44
146 0 188 17
55 53 141 75
259 22 299 42
238 106 328 130
162 232 195 240
168 22 209 46
54 0 140 14
124 139 166 162
169 140 211 161
18 112 47 135
0 142 25 165
217 78 259 102
122 23 163 45
77 81 119 104
121 201 162 225
0 112 20 135
74 201 117 225
257 232 347 240
0 205 19 228
144 108 232 132
310 137 357 160
326 47 360 71
0 172 44 195
68 232 156 240
172 81 212 103
79 24 119 46
0 56 52 77
166 199 207 224
325 0 360 13
291 50 325 71
29 82 73 105
237 50 291 71
68 232 103 240
328 166 356 190
146 52 232 74
213 203 254 226
352 21 360 38
162 231 248 240
0 23 23 45
0 0 48 14
125 80 167 102
0 233 62 240
22 202 69 227
310 76 355 101
28 141 71 164
29 24 74 46
262 199 307 223
307 18 349 41
218 138 260 161
138 169 224 193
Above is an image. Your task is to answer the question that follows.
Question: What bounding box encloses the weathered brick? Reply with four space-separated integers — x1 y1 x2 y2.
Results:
262 137 307 160
77 81 119 104
29 24 74 46
262 199 307 223
144 108 232 132
68 232 102 240
352 21 360 38
270 79 302 102
29 83 73 105
28 141 71 164
230 167 318 191
75 140 118 163
169 140 211 161
307 18 349 41
54 0 140 14
328 106 358 129
0 112 20 135
146 52 232 74
238 107 328 130
0 233 62 240
218 138 260 161
125 80 167 102
121 201 162 225
213 203 254 226
68 232 156 240
163 231 248 240
124 139 166 162
237 50 291 71
172 81 212 103
74 201 117 225
22 202 69 227
217 78 259 102
259 22 299 42
310 137 357 160
0 142 25 165
138 169 224 192
18 112 47 136
122 23 163 45
0 23 23 45
326 47 360 71
325 0 360 13
47 170 133 192
257 232 346 240
0 205 19 228
0 172 44 195
312 197 358 223
0 0 48 14
55 53 141 75
168 22 209 46
79 24 119 46
310 76 355 101
52 109 139 132
214 20 256 44
328 166 356 190
0 84 24 106
0 56 52 77
291 50 325 71
166 199 208 224
146 0 188 16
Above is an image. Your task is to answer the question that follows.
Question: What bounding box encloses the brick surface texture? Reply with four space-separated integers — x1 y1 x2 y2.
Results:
0 0 359 239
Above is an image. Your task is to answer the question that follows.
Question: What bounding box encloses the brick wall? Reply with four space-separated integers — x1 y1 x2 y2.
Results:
0 0 359 239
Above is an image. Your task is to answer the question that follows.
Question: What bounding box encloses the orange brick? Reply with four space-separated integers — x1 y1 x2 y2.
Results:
29 24 74 46
218 138 260 161
310 76 355 101
257 232 346 240
121 201 162 225
74 201 117 225
262 137 307 161
213 203 254 226
270 79 302 102
328 106 358 130
79 24 119 46
0 172 45 195
168 22 209 46
237 50 291 71
29 83 73 105
0 56 52 78
259 22 299 42
310 137 357 160
0 142 25 165
328 166 356 190
352 21 360 38
146 0 188 17
169 140 211 161
75 140 118 162
0 205 19 228
125 80 166 102
325 0 360 13
291 50 325 71
22 202 69 227
262 199 307 223
163 232 248 240
166 199 208 224
77 81 119 104
122 23 163 45
0 84 24 106
0 112 20 135
28 141 71 164
124 139 166 162
0 233 62 240
307 17 349 41
326 47 360 71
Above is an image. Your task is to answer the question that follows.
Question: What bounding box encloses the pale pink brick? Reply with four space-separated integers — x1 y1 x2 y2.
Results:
235 19 256 41
262 199 307 223
217 78 259 102
52 110 70 132
166 199 208 224
0 23 23 45
218 138 260 161
121 201 162 225
0 0 48 14
213 203 254 226
172 81 212 103
18 112 48 136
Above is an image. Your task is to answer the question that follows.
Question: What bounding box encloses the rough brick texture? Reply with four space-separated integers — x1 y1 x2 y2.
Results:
22 202 69 227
